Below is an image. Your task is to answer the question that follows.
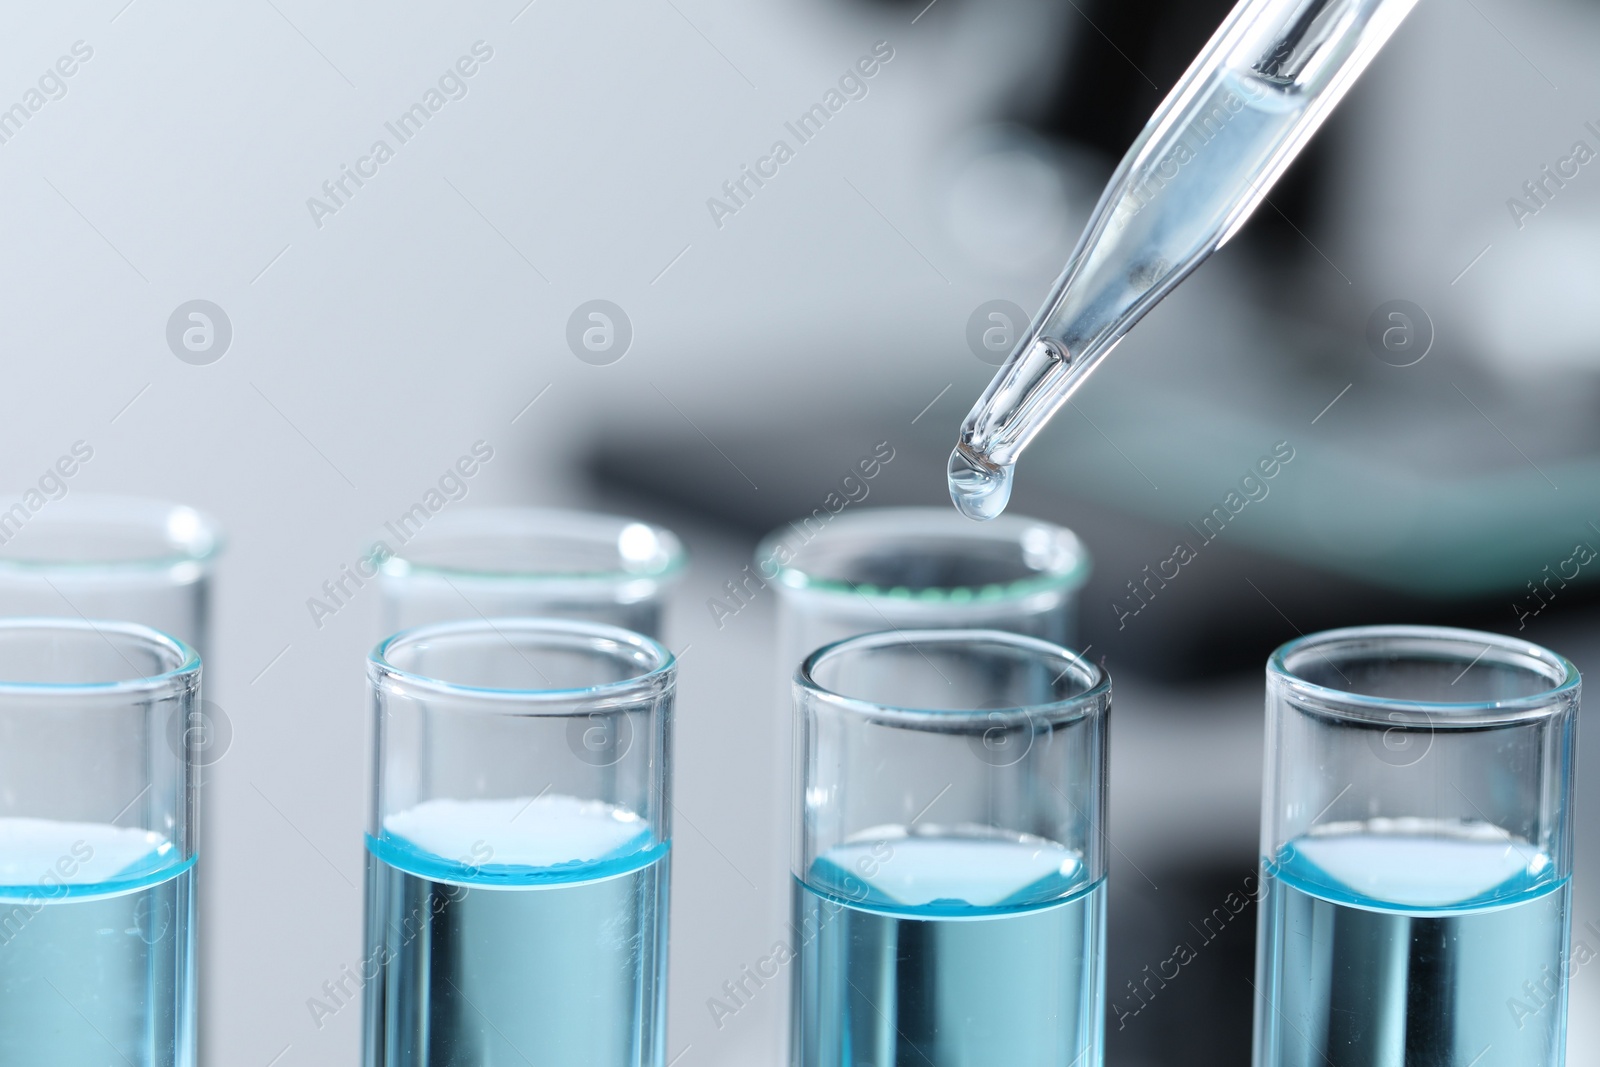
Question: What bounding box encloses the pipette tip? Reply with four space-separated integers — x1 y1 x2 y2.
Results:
947 443 1014 522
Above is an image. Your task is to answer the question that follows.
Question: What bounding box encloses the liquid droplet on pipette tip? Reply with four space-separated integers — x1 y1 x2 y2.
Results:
947 445 1014 521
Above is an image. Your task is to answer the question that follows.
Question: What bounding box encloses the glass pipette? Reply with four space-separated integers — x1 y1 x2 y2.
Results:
949 0 1422 519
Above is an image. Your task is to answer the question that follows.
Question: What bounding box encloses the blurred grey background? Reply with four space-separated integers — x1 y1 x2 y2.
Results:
2 0 1599 1063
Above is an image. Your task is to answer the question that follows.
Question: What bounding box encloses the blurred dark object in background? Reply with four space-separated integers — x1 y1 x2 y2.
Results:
1029 0 1237 155
1106 864 1259 1067
588 423 1600 681
1017 0 1333 260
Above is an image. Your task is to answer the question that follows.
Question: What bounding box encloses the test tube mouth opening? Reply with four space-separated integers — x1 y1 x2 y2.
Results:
0 495 222 574
371 617 674 708
379 508 686 592
758 507 1089 603
797 627 1106 729
0 617 199 694
1269 625 1579 728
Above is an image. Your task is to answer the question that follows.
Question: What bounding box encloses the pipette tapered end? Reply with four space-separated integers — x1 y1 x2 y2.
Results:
947 444 1014 522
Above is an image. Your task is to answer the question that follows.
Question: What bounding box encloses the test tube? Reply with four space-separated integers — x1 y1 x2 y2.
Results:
378 508 685 638
0 619 199 1064
0 495 219 1065
792 628 1109 1067
363 618 674 1067
1256 625 1580 1067
0 495 220 650
751 507 1090 1056
757 507 1089 667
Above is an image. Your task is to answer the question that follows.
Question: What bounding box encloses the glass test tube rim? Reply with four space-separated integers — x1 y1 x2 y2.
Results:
1270 623 1579 729
370 615 675 709
0 494 222 576
379 507 686 591
0 616 200 695
756 506 1090 601
796 626 1107 731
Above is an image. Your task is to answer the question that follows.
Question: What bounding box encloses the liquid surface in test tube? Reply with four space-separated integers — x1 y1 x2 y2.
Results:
794 831 1104 1067
1257 823 1569 1066
363 795 668 1067
0 818 195 1066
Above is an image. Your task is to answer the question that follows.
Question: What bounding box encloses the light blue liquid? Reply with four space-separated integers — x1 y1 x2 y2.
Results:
0 818 195 1066
1256 824 1570 1067
794 832 1104 1067
362 795 668 1067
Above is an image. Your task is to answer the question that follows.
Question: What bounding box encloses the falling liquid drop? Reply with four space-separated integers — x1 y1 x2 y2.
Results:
947 445 1014 521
